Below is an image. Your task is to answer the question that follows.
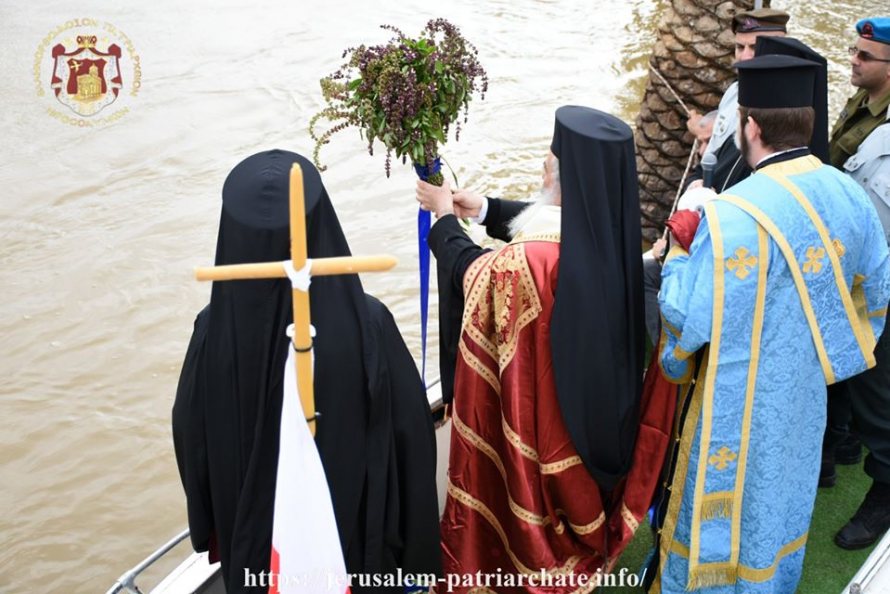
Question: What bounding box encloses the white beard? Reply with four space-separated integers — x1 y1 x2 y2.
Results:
507 186 559 239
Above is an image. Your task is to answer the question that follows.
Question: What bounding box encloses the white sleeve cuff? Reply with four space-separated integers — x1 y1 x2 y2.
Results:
471 197 490 224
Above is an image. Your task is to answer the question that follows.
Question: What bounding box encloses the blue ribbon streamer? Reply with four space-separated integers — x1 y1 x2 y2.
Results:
413 158 441 385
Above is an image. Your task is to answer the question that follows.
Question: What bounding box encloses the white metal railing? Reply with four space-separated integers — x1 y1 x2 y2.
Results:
842 530 890 593
105 529 190 594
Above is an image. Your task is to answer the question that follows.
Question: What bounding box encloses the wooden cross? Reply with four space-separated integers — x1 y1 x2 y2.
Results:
195 163 397 436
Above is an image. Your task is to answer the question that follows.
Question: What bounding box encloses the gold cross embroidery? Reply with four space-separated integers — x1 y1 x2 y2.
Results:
803 246 826 274
726 247 757 280
832 238 846 258
708 446 737 471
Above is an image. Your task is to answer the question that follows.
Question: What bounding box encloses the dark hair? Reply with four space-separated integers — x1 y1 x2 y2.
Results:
739 106 815 152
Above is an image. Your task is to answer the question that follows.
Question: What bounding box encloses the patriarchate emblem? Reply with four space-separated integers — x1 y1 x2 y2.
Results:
50 35 122 117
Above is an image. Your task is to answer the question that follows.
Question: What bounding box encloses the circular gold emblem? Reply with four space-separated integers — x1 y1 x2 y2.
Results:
34 19 141 126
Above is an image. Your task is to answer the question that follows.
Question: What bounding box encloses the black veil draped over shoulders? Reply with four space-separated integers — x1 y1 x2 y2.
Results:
173 150 440 593
429 107 645 492
549 107 644 491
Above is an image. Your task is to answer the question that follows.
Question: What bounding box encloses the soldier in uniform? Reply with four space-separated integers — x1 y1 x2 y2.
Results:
830 20 890 545
824 17 890 550
684 8 790 193
845 111 890 243
823 17 890 474
829 17 890 169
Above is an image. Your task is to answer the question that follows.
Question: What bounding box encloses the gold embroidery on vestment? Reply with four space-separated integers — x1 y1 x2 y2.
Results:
621 502 639 533
458 339 500 394
832 238 846 257
451 410 559 531
726 247 757 280
708 446 737 471
462 244 542 371
803 246 825 274
668 532 808 584
447 481 590 576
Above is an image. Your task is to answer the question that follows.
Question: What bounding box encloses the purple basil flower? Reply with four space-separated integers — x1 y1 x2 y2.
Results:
310 18 487 182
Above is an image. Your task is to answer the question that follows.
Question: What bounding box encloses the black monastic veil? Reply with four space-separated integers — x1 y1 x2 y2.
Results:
173 150 440 593
430 107 645 491
549 106 644 491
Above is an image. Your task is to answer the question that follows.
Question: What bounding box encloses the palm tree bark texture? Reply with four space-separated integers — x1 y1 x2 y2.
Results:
635 0 766 242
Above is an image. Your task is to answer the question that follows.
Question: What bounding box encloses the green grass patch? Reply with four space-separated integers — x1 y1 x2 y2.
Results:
609 460 878 592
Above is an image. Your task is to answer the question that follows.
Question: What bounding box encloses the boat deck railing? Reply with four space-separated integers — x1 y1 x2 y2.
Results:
106 529 190 594
106 377 445 594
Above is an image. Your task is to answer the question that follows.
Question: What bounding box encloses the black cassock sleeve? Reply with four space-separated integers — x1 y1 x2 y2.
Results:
363 295 442 584
483 197 529 242
428 215 489 405
171 306 215 554
428 199 530 403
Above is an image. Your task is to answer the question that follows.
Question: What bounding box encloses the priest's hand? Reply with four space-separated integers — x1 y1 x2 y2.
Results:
653 238 667 261
452 189 485 219
416 180 454 218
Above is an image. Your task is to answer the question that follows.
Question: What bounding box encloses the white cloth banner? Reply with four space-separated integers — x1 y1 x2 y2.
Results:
269 340 349 594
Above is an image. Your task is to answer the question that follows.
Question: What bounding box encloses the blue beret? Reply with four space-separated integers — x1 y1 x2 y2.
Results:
857 18 890 45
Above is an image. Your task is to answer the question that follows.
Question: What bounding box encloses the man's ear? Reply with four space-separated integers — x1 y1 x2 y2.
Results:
745 115 761 142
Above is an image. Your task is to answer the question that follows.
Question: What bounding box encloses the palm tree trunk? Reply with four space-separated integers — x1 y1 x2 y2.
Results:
636 0 767 241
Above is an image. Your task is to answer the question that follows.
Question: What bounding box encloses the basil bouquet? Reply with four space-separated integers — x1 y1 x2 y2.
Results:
310 18 488 186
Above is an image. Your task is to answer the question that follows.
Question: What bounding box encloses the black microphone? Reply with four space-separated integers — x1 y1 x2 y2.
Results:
701 152 718 190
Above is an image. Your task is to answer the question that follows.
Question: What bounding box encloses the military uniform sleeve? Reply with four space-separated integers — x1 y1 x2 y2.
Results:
858 205 890 341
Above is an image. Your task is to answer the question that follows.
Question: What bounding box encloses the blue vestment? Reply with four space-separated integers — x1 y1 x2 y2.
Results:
654 155 890 593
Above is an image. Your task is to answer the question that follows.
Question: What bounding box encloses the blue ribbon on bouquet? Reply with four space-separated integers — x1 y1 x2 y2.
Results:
412 157 441 385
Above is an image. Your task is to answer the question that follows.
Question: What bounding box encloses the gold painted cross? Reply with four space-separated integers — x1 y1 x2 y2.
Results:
195 164 397 436
726 247 757 280
803 246 826 274
708 446 737 471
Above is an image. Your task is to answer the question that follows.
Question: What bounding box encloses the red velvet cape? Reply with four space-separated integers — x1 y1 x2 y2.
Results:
440 240 676 592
